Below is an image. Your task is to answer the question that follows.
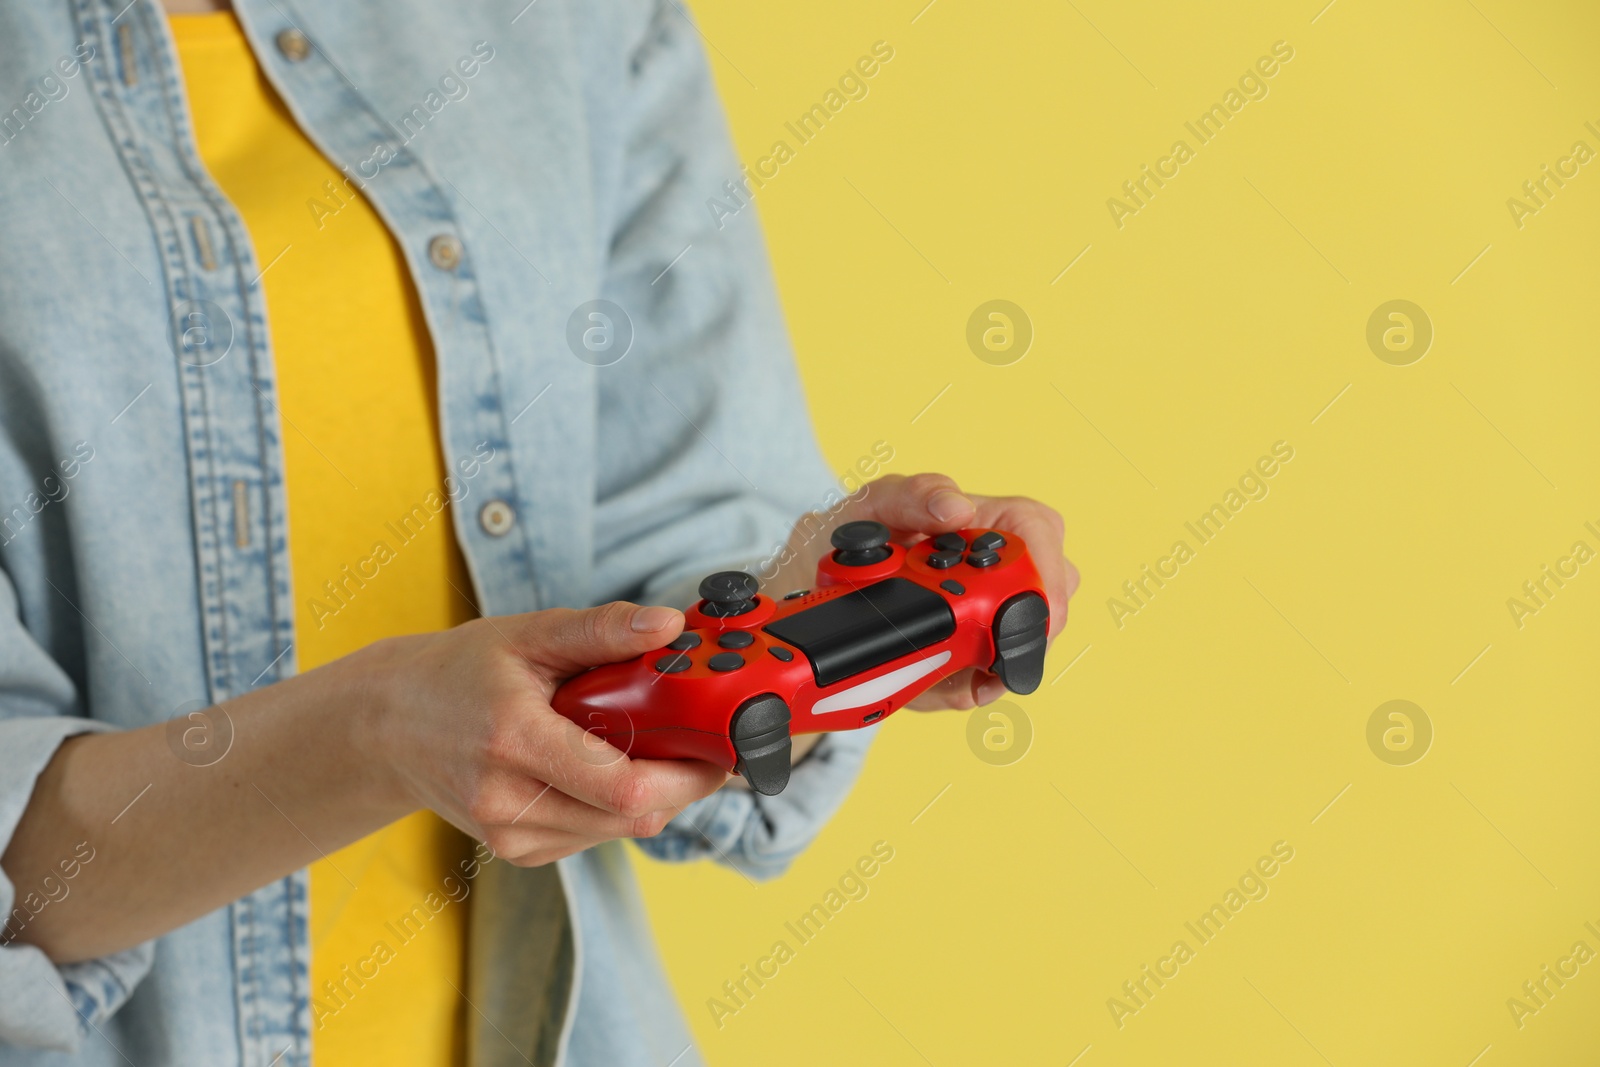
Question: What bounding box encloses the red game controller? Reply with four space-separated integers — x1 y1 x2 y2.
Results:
552 521 1051 795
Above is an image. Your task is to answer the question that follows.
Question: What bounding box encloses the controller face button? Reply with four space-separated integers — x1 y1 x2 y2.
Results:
782 589 810 600
708 652 745 672
717 631 755 649
654 652 692 674
940 579 966 596
932 533 967 553
971 531 1006 551
768 646 794 662
667 633 701 651
927 550 962 569
966 550 1000 568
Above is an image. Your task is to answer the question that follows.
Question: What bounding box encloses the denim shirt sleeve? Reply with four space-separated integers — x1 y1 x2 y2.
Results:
587 0 841 607
585 1 877 874
0 569 155 1052
632 727 878 880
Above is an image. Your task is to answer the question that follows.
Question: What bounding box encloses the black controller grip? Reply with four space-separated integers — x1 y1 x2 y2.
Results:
990 592 1050 694
731 694 792 796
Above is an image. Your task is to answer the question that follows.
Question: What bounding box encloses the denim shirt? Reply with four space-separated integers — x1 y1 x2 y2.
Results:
0 1 878 1063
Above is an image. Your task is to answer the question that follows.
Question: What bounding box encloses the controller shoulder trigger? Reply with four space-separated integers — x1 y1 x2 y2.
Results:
990 591 1050 695
731 694 792 796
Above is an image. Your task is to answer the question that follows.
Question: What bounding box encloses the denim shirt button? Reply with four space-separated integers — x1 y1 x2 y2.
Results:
275 29 311 62
479 499 515 536
428 234 463 271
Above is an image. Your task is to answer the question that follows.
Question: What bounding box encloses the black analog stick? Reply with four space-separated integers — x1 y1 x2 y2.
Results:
698 570 760 617
831 520 893 567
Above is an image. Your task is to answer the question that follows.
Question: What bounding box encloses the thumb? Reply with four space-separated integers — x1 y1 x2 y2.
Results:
512 601 684 681
849 472 977 538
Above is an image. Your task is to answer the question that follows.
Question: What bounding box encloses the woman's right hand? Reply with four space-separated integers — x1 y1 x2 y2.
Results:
2 601 726 964
347 602 729 868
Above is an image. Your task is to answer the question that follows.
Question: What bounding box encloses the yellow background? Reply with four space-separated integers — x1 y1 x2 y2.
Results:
633 1 1600 1064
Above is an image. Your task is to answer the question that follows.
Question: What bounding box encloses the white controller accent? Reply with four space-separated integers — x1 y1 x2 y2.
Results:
812 650 953 715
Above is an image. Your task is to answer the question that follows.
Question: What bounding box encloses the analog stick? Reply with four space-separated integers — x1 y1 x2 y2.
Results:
830 520 893 567
698 570 760 617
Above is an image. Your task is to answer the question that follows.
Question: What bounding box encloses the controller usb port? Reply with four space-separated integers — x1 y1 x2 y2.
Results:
862 710 884 724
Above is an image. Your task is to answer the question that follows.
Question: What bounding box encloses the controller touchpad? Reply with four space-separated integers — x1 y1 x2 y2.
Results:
764 578 956 687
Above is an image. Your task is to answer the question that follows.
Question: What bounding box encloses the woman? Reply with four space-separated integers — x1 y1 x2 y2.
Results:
0 1 1077 1064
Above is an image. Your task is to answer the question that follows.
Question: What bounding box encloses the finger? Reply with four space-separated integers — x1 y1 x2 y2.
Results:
905 667 986 711
483 828 606 868
987 502 1077 639
516 715 728 818
849 473 977 538
509 601 684 680
474 773 688 839
505 841 609 868
974 675 1008 705
629 758 731 816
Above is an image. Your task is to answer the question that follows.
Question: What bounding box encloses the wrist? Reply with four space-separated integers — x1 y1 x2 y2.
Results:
307 640 415 821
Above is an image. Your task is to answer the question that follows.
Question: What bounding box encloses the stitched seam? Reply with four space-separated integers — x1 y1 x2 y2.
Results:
146 4 293 689
138 0 238 699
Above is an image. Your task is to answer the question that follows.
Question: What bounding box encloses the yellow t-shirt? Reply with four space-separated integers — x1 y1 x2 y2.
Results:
174 14 471 1065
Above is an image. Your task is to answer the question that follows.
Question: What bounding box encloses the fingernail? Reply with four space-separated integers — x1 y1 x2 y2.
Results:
977 678 1007 705
631 606 680 632
928 490 973 523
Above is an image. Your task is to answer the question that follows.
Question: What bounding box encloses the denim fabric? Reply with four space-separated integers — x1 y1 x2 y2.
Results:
0 1 876 1063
